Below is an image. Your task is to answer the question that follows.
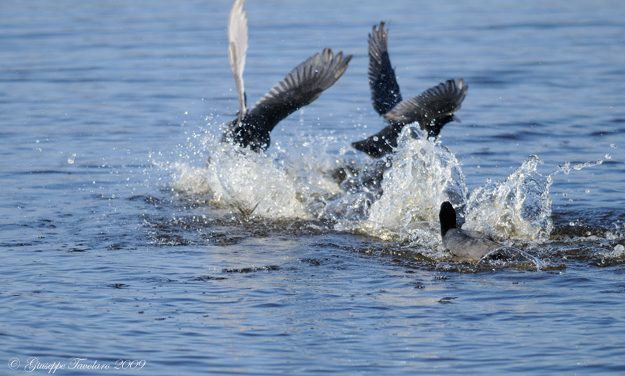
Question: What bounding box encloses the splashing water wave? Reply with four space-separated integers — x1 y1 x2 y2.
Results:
171 137 307 219
463 155 553 242
167 125 610 262
336 128 468 249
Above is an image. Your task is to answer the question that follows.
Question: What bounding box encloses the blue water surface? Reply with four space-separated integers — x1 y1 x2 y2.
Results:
1 0 625 374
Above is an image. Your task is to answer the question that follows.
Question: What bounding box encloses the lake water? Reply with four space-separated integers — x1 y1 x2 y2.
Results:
2 0 625 374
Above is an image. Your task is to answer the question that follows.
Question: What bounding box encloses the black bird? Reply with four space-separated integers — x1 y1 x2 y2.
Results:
439 201 501 260
352 22 468 158
222 0 352 152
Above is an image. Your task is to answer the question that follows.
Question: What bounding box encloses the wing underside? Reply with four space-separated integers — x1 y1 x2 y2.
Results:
246 48 353 136
385 79 468 127
368 22 402 116
228 0 249 117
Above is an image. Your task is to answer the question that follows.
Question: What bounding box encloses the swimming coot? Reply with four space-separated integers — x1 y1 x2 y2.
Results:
439 201 502 260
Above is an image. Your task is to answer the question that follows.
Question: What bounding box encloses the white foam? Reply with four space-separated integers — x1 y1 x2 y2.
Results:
171 136 308 219
463 155 553 241
596 243 625 260
337 128 468 249
167 126 610 253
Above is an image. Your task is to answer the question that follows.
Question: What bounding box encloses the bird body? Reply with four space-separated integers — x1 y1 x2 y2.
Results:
353 22 468 158
439 201 501 260
223 0 352 152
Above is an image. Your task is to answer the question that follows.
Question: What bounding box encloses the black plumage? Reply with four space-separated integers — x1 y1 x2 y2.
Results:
353 22 468 158
222 0 352 152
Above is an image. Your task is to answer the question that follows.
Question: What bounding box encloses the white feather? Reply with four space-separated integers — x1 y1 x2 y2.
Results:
228 0 248 118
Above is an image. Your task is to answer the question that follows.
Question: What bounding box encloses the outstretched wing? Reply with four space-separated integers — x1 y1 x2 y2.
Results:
384 79 468 136
228 0 248 117
368 22 402 115
353 80 468 157
246 48 353 134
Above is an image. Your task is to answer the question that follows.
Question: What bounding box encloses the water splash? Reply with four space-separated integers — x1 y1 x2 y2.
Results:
554 155 608 175
170 135 308 220
598 244 625 260
478 246 547 270
166 124 614 267
463 155 553 241
461 153 612 243
551 154 612 176
338 127 468 248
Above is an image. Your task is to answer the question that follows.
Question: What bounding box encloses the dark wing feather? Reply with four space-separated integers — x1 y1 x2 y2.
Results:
249 48 352 125
384 79 468 137
368 22 402 115
225 49 352 151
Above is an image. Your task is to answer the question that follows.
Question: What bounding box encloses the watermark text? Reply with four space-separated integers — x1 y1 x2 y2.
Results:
7 357 146 373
